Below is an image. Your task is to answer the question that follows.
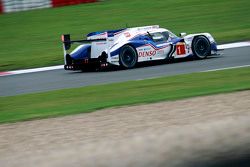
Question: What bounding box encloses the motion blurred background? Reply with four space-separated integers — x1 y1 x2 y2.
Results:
0 0 250 71
0 1 250 167
0 0 96 13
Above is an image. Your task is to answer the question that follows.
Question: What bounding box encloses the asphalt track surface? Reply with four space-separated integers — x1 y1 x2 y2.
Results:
1 46 250 97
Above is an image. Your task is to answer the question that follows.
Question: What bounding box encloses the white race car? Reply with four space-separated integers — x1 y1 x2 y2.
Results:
62 25 218 70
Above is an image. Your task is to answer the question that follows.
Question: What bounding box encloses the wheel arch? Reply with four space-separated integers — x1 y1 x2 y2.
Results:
120 43 139 56
191 35 211 46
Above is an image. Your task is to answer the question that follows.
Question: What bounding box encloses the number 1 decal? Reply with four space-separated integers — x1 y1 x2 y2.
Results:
176 43 186 55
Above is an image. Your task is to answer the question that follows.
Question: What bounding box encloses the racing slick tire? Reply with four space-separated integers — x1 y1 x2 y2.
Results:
192 36 211 59
119 45 138 69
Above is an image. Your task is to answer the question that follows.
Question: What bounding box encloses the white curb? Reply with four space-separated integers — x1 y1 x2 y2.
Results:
217 41 250 50
0 65 64 77
202 64 250 72
10 65 64 75
1 41 250 77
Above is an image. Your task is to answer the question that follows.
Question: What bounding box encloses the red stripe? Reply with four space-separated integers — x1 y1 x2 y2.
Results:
0 0 3 14
0 72 13 76
52 0 97 8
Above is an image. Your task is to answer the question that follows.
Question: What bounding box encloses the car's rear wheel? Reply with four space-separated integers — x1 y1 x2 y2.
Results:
192 36 211 59
119 45 138 69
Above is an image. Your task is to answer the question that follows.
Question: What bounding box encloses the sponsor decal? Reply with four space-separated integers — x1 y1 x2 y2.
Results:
139 50 156 57
96 42 107 45
124 32 131 38
157 50 164 55
143 47 151 51
176 43 186 55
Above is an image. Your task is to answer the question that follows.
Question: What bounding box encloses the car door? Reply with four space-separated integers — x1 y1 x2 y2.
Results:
149 32 172 60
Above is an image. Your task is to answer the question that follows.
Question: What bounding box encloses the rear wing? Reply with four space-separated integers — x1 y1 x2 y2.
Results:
61 34 106 51
61 34 115 64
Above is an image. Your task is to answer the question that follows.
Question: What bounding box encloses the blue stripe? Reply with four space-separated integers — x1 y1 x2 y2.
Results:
87 28 126 37
110 41 145 57
170 37 183 44
71 45 91 60
211 42 218 51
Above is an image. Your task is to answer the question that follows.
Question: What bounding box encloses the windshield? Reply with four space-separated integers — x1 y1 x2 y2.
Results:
148 31 177 43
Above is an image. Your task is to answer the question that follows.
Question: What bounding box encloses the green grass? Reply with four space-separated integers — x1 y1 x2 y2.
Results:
0 67 250 124
0 0 250 71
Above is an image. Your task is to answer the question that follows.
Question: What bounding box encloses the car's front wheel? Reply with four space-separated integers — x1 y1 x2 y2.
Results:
192 36 211 59
119 45 138 69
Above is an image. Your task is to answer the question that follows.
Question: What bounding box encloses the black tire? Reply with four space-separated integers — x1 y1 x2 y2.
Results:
119 45 138 69
192 36 211 59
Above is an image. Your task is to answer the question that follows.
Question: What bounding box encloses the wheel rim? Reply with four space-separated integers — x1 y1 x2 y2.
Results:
195 39 209 56
193 37 211 58
121 48 136 67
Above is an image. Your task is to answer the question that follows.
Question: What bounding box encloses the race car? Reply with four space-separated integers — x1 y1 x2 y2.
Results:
62 25 218 70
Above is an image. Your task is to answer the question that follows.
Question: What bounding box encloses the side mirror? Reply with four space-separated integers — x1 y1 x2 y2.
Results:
179 32 187 37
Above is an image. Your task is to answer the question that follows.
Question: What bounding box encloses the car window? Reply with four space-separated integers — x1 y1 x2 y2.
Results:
150 32 169 42
168 31 177 38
